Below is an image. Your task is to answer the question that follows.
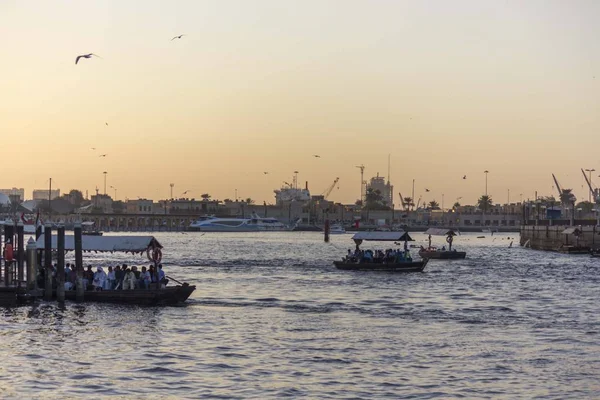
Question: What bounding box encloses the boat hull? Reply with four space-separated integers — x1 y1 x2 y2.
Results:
333 259 428 272
418 250 466 259
62 284 195 305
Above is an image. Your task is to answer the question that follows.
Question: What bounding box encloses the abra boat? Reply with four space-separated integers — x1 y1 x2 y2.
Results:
189 213 289 232
333 231 428 272
35 234 195 305
418 228 466 259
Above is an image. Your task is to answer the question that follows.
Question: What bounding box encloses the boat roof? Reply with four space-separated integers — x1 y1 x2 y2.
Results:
561 227 582 235
35 235 162 253
425 228 458 236
351 231 414 242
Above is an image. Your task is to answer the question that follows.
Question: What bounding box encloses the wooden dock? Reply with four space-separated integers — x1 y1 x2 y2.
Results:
520 224 600 252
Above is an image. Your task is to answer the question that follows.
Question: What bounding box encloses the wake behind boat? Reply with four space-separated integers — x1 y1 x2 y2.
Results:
189 213 290 232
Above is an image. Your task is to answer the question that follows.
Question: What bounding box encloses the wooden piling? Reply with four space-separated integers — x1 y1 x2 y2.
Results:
324 219 330 243
17 223 24 287
74 223 84 302
56 226 65 303
4 224 14 287
44 225 52 301
26 237 37 290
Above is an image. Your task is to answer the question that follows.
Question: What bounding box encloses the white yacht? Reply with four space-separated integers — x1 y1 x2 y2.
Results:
189 213 289 232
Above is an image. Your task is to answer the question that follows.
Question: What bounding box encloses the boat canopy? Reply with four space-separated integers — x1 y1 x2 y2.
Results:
561 227 582 235
35 235 162 254
351 231 414 242
425 228 458 237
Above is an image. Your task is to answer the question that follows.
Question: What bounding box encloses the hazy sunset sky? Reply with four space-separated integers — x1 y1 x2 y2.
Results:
1 0 599 206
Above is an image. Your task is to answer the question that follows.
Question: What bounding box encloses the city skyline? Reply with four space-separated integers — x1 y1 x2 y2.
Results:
1 1 599 205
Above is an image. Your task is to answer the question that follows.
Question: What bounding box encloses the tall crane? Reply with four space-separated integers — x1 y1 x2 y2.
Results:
321 178 340 199
398 192 408 211
552 173 576 204
581 168 599 203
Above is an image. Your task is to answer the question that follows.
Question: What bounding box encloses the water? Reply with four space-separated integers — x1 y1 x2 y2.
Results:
1 231 599 399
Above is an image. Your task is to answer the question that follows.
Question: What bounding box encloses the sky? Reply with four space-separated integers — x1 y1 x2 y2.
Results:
1 0 599 206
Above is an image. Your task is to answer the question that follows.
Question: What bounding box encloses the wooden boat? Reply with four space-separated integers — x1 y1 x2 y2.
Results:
334 231 429 273
35 234 195 305
418 228 467 260
63 284 195 305
334 258 428 272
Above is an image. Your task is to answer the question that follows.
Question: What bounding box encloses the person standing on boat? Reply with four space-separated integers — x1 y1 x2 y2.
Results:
158 264 166 288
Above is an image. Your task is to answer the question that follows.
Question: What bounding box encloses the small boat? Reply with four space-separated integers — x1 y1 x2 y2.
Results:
333 231 428 272
328 223 346 234
81 221 103 236
418 228 466 260
34 234 195 305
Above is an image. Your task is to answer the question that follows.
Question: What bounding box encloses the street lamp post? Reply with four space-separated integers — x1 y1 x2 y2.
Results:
484 170 489 196
585 169 595 202
110 186 117 200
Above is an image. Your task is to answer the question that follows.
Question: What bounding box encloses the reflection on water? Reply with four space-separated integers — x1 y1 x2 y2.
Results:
1 231 599 398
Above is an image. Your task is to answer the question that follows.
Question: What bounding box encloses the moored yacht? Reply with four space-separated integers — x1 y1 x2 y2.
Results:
189 213 289 232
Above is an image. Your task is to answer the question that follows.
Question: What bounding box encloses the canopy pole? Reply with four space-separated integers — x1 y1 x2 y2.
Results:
57 226 65 303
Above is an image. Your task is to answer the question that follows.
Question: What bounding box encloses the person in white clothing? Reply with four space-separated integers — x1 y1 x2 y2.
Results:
92 267 107 291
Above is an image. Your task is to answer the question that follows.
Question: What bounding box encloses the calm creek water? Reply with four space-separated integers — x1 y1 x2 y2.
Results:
1 231 599 399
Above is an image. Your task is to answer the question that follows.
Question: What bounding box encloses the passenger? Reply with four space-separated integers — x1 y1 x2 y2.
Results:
83 265 94 289
139 266 151 289
106 266 116 290
64 264 73 290
92 267 107 291
158 264 166 287
123 268 136 290
441 246 446 251
149 265 157 284
114 265 123 289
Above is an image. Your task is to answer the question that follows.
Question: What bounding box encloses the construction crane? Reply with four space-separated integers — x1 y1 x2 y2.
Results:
321 178 340 199
581 168 600 203
552 173 576 204
398 192 408 211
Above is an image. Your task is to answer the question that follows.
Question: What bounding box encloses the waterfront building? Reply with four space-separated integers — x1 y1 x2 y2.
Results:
366 174 393 207
126 199 155 214
33 189 60 201
0 188 25 202
90 194 113 213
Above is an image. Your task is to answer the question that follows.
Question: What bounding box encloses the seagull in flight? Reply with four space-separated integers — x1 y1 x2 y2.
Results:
105 122 108 126
263 172 269 175
75 53 101 64
313 155 320 158
171 34 186 41
425 188 430 192
463 175 467 180
99 154 107 157
91 147 96 151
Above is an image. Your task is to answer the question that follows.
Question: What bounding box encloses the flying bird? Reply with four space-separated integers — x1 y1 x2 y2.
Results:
263 172 269 175
105 122 108 126
91 147 96 151
99 154 107 157
171 34 186 41
75 53 101 64
425 188 430 192
463 175 467 180
313 155 320 158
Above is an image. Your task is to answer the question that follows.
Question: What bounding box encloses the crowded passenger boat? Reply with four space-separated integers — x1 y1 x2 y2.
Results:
333 231 428 272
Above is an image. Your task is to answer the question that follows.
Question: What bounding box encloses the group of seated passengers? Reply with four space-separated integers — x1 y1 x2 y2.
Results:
420 245 457 252
38 263 167 291
345 248 412 263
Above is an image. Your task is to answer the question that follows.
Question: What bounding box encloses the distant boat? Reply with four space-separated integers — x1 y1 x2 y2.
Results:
328 223 346 234
189 213 289 232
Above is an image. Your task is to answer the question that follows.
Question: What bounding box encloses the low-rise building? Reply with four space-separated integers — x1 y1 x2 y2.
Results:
126 199 154 214
90 194 113 213
33 189 60 201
